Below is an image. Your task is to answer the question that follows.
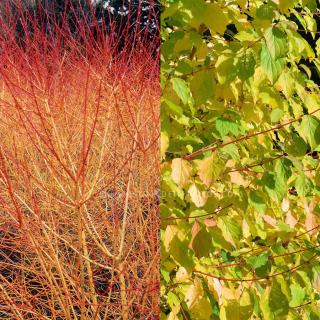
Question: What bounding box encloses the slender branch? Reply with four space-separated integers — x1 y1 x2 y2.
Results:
161 204 232 221
184 108 320 160
194 254 318 282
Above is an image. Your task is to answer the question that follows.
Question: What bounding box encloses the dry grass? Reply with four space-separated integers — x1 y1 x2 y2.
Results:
0 2 159 319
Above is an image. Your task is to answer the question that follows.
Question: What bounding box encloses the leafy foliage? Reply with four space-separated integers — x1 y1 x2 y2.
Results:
161 0 320 319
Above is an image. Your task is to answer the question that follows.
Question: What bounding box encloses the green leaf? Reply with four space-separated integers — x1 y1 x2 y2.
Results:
170 236 195 272
163 99 183 117
171 77 193 105
298 115 320 151
216 117 239 137
190 70 216 105
215 54 237 85
190 222 211 258
285 134 307 157
269 280 289 317
261 43 285 84
260 172 286 202
167 292 181 310
289 283 305 307
249 190 267 214
295 174 313 197
264 27 287 59
256 3 275 20
238 51 256 81
217 214 242 247
247 253 269 269
275 158 292 183
270 108 284 123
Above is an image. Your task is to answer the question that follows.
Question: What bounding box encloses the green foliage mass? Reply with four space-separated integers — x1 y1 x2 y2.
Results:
161 0 320 319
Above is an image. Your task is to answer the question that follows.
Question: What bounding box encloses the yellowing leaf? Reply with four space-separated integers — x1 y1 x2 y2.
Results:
275 72 294 99
304 94 320 113
176 267 190 283
203 3 228 35
190 297 212 320
269 280 289 317
298 115 320 151
287 29 315 59
207 277 222 304
235 29 259 42
263 214 277 227
164 225 178 252
215 54 236 85
194 152 222 187
217 213 242 247
171 158 192 187
229 171 246 186
190 70 216 105
220 299 253 320
185 277 203 309
281 198 290 212
264 27 287 59
189 221 211 258
313 273 320 292
188 184 207 207
161 132 169 160
171 77 193 105
261 42 285 84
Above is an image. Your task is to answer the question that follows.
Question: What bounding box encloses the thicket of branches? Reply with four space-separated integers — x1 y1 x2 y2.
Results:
0 0 160 53
0 1 160 319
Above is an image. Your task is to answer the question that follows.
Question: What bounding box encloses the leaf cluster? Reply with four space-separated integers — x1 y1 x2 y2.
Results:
161 1 320 319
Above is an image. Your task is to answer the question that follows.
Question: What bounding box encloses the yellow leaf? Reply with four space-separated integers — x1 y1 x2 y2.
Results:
190 296 212 319
207 277 222 304
176 267 190 283
195 152 222 187
164 225 178 252
203 3 228 35
314 273 320 292
188 184 207 207
229 171 246 186
161 132 169 160
281 198 290 212
185 277 203 309
171 158 192 187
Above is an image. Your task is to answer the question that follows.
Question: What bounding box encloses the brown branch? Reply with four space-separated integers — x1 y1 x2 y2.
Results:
194 254 318 282
207 245 320 269
160 204 232 221
290 301 312 309
184 108 320 160
225 154 285 173
295 225 320 238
